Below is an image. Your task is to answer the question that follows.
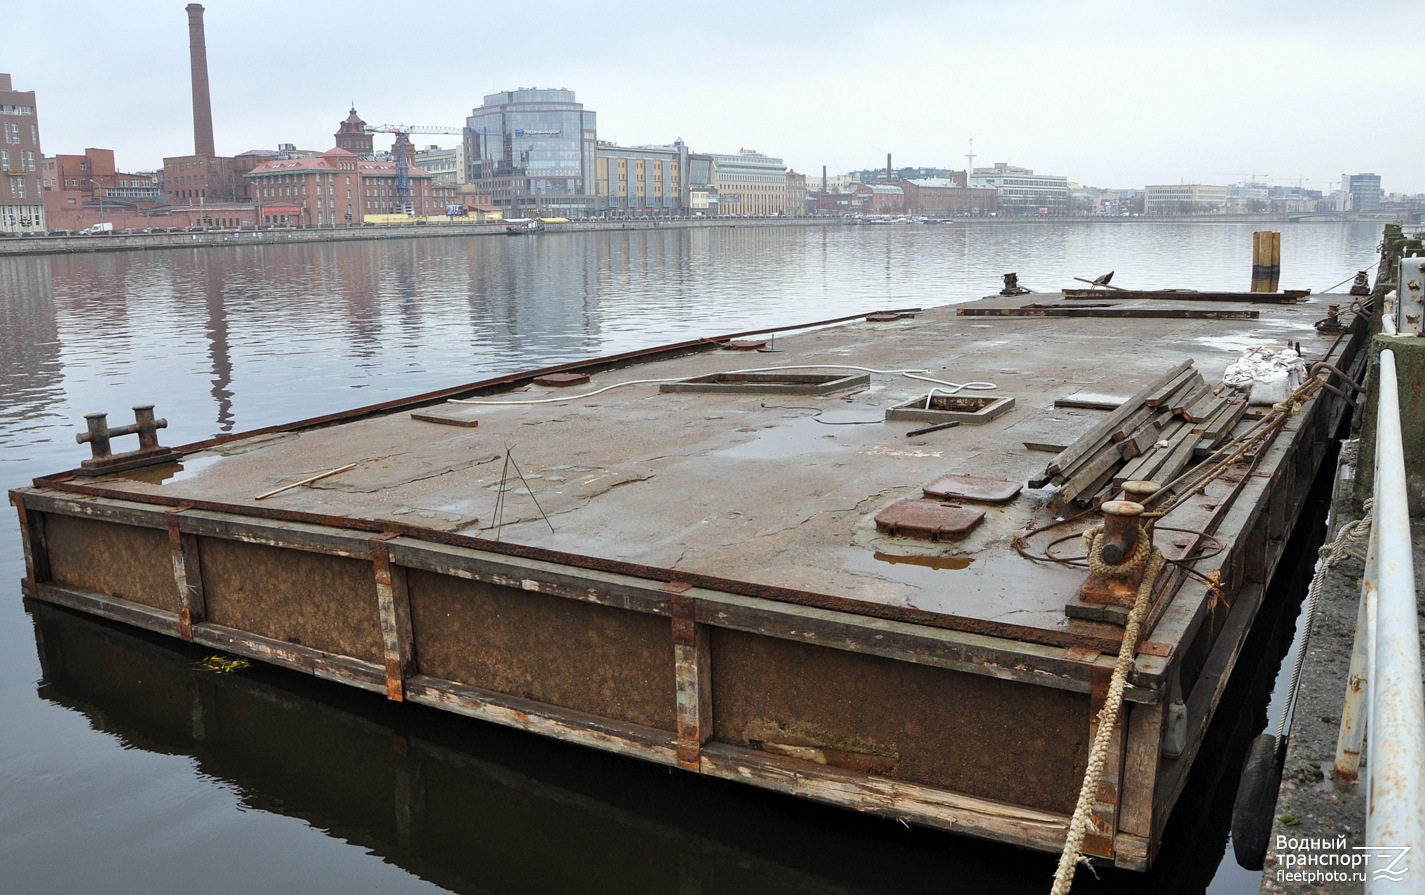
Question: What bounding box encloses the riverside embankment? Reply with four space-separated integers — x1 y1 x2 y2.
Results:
1258 223 1425 894
0 216 835 257
5 212 1394 259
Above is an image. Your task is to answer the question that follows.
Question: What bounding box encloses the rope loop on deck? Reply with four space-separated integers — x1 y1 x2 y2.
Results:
1050 546 1165 895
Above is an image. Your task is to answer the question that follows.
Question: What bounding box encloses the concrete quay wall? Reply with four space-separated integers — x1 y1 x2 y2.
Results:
1259 228 1425 893
0 216 836 258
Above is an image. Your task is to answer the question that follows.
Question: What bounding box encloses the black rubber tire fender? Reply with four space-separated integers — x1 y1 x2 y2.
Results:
1231 733 1283 870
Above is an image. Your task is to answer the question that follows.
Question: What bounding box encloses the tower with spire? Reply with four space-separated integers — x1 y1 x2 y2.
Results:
335 106 372 157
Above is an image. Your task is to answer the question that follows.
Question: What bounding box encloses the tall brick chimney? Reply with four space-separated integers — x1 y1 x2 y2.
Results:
186 4 215 157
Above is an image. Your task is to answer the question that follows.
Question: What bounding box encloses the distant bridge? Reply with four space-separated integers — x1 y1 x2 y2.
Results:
1288 211 1419 223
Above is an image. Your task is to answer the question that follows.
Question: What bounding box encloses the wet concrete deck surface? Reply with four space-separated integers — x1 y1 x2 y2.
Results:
98 291 1350 639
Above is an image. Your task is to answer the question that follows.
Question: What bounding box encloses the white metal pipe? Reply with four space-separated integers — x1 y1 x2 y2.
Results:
1364 349 1425 894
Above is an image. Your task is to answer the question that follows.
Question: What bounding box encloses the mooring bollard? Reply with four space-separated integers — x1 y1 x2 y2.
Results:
74 405 174 474
1120 479 1162 536
1096 499 1144 565
1066 499 1153 623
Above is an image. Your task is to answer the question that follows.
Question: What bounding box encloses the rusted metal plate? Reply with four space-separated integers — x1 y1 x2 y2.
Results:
660 372 869 395
533 372 591 387
45 514 176 612
874 499 985 541
923 474 1023 504
957 307 1260 320
406 568 677 731
711 628 1091 813
864 312 915 322
1061 288 1307 303
200 538 385 663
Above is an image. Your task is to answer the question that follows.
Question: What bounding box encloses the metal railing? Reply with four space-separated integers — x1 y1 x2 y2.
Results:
1333 347 1425 892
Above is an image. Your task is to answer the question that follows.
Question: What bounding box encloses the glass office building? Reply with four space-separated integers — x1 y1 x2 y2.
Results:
465 88 598 218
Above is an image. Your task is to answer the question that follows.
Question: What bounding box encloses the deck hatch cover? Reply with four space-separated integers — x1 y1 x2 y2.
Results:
874 499 985 540
534 372 591 387
923 474 1023 504
659 372 870 395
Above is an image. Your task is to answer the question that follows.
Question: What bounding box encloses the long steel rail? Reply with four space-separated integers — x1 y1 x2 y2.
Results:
1333 345 1425 893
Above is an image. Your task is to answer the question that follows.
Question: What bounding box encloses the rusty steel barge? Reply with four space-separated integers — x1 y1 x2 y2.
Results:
10 285 1367 870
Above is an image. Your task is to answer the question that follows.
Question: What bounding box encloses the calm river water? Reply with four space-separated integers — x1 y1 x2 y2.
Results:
0 221 1383 894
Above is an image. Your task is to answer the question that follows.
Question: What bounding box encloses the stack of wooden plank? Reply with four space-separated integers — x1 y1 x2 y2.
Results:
1030 360 1248 511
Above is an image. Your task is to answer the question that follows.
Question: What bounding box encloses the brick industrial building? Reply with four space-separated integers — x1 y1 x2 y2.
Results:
1 72 45 234
245 147 455 227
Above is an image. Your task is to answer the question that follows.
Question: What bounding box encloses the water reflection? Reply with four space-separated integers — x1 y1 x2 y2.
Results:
32 602 1037 895
0 258 63 460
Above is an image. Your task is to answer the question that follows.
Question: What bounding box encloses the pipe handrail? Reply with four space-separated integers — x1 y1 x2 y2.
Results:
1333 348 1425 893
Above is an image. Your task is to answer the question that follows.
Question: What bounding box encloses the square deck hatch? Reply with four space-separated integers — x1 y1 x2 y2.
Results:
886 394 1015 425
875 499 985 541
923 474 1023 504
660 372 870 395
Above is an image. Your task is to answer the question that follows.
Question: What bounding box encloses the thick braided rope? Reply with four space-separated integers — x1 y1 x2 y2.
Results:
1050 545 1165 895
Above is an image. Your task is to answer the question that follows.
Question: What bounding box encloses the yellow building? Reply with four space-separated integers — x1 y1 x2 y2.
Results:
709 149 786 216
595 140 685 216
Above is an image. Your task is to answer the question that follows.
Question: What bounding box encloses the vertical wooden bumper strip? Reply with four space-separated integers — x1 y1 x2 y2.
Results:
12 493 51 594
166 505 205 641
372 535 414 701
671 588 712 771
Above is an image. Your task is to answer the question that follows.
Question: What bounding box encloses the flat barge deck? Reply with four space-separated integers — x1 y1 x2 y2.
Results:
10 286 1366 870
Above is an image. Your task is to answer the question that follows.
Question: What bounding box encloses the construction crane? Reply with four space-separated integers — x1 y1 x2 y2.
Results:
364 124 468 213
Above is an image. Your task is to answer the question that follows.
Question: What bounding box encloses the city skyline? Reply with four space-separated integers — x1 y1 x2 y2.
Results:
3 0 1420 194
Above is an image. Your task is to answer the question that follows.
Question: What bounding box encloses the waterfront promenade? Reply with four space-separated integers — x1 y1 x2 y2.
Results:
1258 237 1425 893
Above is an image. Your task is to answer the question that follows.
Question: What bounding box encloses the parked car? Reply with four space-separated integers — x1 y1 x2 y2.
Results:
166 227 182 232
48 228 74 236
143 226 166 234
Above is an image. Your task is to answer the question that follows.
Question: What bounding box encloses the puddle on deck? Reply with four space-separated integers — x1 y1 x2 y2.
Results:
873 551 975 571
115 453 223 486
714 414 867 460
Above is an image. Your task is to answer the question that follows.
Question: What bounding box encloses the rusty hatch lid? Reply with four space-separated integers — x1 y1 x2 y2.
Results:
922 473 1024 504
874 499 986 540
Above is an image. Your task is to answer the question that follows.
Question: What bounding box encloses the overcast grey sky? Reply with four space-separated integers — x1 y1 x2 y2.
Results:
4 0 1419 194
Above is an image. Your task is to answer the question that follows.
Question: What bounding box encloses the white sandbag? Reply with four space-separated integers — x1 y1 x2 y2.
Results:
1221 347 1306 406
